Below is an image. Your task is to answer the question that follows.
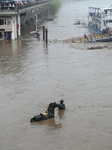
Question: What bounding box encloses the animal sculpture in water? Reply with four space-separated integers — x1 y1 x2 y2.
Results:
30 100 65 123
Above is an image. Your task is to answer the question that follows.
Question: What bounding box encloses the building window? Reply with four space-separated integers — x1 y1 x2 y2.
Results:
0 19 7 25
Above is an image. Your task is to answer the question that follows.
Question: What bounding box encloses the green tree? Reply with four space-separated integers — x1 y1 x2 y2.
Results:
50 0 61 15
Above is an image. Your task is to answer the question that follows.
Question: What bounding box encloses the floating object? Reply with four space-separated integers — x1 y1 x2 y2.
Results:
74 19 80 25
30 30 39 34
5 39 8 42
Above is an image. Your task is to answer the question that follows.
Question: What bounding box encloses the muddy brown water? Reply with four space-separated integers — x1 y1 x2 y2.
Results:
1 0 112 150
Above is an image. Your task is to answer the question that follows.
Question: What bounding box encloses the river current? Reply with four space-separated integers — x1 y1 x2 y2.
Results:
1 0 112 150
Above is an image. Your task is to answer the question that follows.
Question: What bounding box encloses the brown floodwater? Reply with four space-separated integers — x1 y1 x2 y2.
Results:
1 0 112 150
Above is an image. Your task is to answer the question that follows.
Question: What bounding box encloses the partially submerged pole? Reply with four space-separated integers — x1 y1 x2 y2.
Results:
36 15 38 32
45 28 48 44
42 26 45 40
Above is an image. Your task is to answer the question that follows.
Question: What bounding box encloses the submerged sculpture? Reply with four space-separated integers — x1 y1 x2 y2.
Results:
30 99 65 123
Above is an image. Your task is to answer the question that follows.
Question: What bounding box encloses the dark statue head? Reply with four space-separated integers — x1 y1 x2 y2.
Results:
60 99 64 104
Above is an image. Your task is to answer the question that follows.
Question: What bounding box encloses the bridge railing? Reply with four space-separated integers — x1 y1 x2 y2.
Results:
0 0 50 12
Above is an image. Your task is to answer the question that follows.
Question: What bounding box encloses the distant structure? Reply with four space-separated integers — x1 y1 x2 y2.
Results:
88 5 112 34
0 0 50 40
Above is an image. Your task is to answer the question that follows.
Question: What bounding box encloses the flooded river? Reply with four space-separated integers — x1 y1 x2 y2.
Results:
1 0 112 150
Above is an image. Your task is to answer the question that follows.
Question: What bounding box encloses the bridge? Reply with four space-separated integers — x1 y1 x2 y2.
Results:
0 0 51 40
